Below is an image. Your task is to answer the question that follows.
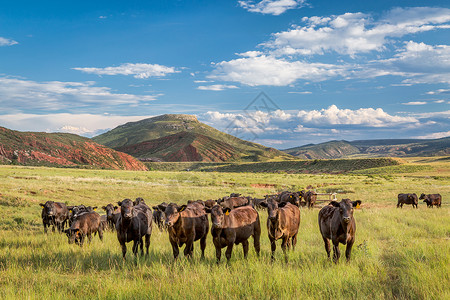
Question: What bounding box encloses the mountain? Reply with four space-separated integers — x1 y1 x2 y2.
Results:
283 137 450 159
0 127 147 170
93 114 293 162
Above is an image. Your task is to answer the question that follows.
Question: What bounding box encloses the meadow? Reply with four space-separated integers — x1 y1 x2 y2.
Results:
0 159 448 299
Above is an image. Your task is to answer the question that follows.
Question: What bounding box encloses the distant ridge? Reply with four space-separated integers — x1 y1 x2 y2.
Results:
93 114 293 162
0 127 147 170
283 137 450 159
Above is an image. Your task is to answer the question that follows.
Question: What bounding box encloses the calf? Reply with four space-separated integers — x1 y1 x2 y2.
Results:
318 199 361 263
64 211 103 247
39 201 69 233
207 205 261 263
102 203 121 230
162 202 209 259
260 200 301 262
116 199 153 259
68 205 97 226
152 202 168 231
397 193 418 208
419 193 442 208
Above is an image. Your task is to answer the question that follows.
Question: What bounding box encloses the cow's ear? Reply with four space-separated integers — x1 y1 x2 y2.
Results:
102 206 107 210
329 201 340 207
222 207 231 215
178 205 187 212
260 201 268 208
39 203 45 207
352 200 361 208
157 204 167 211
278 202 288 208
92 206 97 211
152 206 158 210
205 208 212 214
117 201 122 206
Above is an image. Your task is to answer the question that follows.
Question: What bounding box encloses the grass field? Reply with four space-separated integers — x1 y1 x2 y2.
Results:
0 160 449 299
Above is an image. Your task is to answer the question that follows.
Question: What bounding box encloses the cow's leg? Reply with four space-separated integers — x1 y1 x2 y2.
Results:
292 234 298 251
139 237 144 256
200 235 207 259
253 233 261 258
184 241 193 258
225 242 234 263
242 240 249 259
215 245 222 263
132 240 139 256
281 237 289 263
98 228 103 242
270 239 276 261
87 233 92 243
79 235 85 247
323 237 331 259
145 234 150 256
333 242 340 263
43 222 48 234
170 241 179 260
345 238 354 262
120 241 127 259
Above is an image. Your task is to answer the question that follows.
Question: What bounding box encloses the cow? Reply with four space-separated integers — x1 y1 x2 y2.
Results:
161 202 209 260
300 190 317 209
67 205 97 226
278 191 301 207
419 193 442 208
204 199 217 209
219 197 250 210
397 193 418 208
102 203 121 230
251 198 266 210
152 202 168 231
116 199 153 259
39 201 69 233
260 200 301 262
318 199 361 263
207 205 261 263
64 211 103 247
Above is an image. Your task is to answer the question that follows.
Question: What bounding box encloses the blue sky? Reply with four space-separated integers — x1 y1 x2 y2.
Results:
0 0 449 148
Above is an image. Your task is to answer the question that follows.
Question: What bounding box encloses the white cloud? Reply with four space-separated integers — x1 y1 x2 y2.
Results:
0 37 18 46
73 63 180 79
0 76 159 112
0 113 151 137
402 101 427 105
427 89 450 95
238 0 306 16
197 84 239 91
416 131 450 139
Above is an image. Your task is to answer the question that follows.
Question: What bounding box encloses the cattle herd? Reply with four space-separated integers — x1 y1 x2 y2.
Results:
39 190 442 264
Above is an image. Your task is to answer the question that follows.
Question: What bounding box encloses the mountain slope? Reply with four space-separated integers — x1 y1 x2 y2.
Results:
93 114 293 162
283 137 450 159
0 127 147 170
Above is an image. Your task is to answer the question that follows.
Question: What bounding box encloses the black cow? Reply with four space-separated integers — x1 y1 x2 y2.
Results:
419 193 442 208
39 201 69 233
397 193 418 208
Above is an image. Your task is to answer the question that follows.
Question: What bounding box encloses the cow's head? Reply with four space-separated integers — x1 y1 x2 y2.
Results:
40 201 56 216
164 203 186 227
329 199 360 226
260 200 288 223
103 204 118 221
419 193 426 200
288 193 301 207
64 228 81 245
118 199 134 221
207 205 230 228
134 197 145 206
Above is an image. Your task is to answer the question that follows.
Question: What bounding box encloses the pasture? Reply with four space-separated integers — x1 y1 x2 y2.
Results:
0 161 449 299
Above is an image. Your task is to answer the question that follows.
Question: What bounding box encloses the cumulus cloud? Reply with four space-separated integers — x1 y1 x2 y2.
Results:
238 0 306 16
0 113 151 137
73 63 180 79
0 76 159 112
0 37 18 46
197 84 239 91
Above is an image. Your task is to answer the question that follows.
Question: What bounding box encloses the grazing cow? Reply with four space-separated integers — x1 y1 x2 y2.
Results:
420 193 442 208
207 205 261 263
116 199 153 259
397 193 418 208
162 202 209 259
64 211 103 247
318 199 361 263
300 190 317 209
39 201 69 233
219 197 250 210
152 202 168 231
260 200 301 262
102 204 121 230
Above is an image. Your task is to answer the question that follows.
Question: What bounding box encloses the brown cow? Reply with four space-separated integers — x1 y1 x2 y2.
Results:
318 199 361 263
102 203 121 230
260 200 301 262
397 193 418 208
40 201 69 233
204 199 217 209
116 199 153 259
300 190 317 209
419 193 442 208
219 197 250 210
207 205 261 263
64 211 103 247
162 202 209 259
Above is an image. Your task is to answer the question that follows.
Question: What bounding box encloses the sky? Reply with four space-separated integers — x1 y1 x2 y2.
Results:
0 0 449 149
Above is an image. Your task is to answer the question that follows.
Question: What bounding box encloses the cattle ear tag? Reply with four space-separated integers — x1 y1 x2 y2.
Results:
356 203 360 209
225 211 230 216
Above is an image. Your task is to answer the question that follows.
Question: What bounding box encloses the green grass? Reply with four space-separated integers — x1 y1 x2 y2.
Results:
0 164 449 299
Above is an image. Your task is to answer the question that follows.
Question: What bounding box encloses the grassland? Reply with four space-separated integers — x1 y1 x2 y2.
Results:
0 160 449 299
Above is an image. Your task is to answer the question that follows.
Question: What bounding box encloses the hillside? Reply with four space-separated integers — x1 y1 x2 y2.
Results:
283 137 450 159
0 127 147 170
93 114 293 162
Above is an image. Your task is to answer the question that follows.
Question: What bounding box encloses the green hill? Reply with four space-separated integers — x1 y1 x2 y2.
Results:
283 137 450 159
93 114 293 162
0 127 147 170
